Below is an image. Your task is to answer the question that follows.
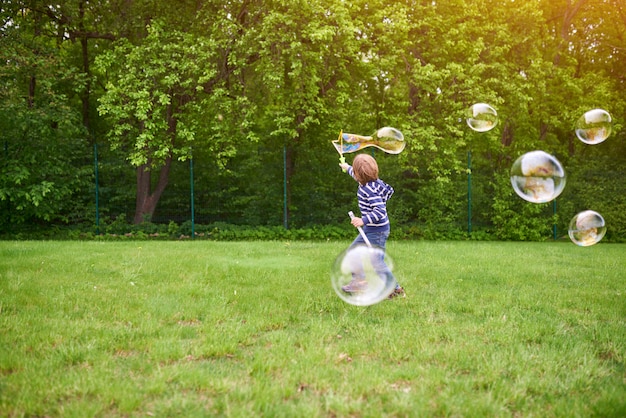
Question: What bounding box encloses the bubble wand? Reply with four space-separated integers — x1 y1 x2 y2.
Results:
349 211 371 247
337 130 347 172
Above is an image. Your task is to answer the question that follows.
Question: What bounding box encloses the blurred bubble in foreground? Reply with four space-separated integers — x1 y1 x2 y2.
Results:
331 245 396 306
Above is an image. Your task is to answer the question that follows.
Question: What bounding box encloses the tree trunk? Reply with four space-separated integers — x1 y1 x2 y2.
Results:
134 97 178 224
501 120 514 147
554 0 588 66
79 1 91 133
134 156 172 224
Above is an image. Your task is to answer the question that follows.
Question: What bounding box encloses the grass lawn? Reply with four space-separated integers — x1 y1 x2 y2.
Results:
1 240 625 417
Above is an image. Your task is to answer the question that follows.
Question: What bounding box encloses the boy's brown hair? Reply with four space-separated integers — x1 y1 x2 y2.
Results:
352 154 379 184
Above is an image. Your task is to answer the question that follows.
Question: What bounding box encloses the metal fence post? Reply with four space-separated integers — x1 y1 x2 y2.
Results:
467 150 472 234
283 145 288 229
94 142 100 235
190 155 195 239
553 198 557 240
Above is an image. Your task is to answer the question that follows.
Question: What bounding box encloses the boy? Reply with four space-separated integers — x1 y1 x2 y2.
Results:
339 154 405 299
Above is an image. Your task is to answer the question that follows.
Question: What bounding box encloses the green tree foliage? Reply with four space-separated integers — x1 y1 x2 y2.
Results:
96 13 256 223
0 4 91 228
1 0 625 240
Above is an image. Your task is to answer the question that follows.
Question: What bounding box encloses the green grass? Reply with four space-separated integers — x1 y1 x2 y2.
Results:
1 240 625 417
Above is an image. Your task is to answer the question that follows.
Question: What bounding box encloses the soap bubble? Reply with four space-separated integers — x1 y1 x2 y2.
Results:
510 151 566 203
466 103 498 132
331 245 396 306
568 210 606 246
575 109 612 144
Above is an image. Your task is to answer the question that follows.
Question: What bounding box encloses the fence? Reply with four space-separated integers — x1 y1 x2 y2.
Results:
91 143 626 242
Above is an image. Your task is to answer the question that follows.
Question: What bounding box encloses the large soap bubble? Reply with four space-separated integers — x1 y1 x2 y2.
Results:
466 103 498 132
331 245 396 306
510 151 566 203
575 109 612 145
568 210 606 246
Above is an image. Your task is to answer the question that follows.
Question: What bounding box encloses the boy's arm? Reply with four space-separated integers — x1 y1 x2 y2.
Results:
339 164 358 182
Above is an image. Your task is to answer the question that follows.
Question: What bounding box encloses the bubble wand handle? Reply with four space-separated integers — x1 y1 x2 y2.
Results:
348 211 371 247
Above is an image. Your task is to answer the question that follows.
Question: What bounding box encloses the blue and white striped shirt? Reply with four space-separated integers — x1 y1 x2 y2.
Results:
347 166 394 229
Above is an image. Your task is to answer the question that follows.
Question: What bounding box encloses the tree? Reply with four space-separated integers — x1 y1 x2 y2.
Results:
0 2 92 228
96 13 255 223
2 0 625 240
242 0 372 225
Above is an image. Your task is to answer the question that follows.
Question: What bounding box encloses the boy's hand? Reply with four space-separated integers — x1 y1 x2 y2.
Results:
351 217 364 227
339 163 350 171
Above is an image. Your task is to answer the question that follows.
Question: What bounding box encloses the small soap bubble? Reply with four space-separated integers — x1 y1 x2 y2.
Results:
331 245 396 306
575 109 612 144
466 103 498 132
568 210 606 246
510 151 566 203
